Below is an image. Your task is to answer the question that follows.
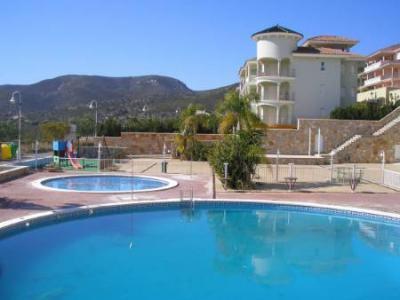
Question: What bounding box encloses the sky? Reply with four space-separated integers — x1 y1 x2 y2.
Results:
0 0 399 90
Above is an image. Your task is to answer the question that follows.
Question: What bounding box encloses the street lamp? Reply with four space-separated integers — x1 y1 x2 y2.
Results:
9 91 22 160
89 100 98 137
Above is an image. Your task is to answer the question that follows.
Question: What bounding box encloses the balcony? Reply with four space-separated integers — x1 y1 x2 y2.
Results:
256 69 296 83
363 76 382 87
246 75 257 84
364 61 384 73
259 93 295 105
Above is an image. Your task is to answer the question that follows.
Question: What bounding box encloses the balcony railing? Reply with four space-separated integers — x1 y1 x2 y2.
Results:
245 75 257 83
364 61 384 73
363 76 382 87
260 94 295 102
382 74 400 80
257 69 296 78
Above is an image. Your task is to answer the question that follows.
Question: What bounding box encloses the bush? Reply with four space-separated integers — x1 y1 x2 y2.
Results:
39 121 69 142
98 117 121 137
174 135 210 161
330 101 400 120
124 117 179 133
208 131 263 189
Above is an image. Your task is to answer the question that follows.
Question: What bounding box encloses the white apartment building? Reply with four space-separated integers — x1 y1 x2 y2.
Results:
239 25 364 125
357 44 400 104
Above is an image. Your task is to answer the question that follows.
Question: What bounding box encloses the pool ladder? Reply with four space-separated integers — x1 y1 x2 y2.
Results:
180 188 195 210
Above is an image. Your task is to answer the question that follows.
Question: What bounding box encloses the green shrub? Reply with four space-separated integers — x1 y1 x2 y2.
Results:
174 135 210 161
330 101 400 120
208 130 263 189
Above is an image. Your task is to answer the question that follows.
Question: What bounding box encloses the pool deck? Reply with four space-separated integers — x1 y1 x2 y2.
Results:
1 169 400 224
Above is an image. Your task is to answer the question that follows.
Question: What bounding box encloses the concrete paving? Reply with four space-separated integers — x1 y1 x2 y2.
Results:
1 159 400 224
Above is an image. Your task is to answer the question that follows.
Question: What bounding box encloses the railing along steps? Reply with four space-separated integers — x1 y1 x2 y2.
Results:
330 135 362 155
373 115 400 136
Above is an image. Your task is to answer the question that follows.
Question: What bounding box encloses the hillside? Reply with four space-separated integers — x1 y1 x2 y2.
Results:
0 75 237 122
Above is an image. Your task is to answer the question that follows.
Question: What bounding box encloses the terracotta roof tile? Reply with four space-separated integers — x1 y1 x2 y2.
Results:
304 35 358 44
293 46 364 58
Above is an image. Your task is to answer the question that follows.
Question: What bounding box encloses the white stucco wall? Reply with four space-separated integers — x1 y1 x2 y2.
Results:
340 60 362 106
292 57 342 119
257 36 297 60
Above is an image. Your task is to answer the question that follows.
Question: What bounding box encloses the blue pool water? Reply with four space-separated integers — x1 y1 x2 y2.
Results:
1 204 400 299
41 175 170 192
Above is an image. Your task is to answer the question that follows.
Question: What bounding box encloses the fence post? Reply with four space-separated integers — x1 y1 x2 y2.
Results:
223 162 229 190
330 151 336 183
380 150 385 185
34 140 39 170
276 149 280 182
317 128 321 156
97 142 102 173
308 128 312 156
211 169 216 199
288 163 294 178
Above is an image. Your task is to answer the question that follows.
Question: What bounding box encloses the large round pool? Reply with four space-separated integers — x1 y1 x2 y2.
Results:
1 203 400 299
34 175 178 193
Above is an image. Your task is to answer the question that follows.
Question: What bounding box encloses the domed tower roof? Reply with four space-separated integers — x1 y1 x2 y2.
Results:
251 25 303 40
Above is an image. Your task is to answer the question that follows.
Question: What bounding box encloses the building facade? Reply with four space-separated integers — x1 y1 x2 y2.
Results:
357 44 400 104
239 25 364 125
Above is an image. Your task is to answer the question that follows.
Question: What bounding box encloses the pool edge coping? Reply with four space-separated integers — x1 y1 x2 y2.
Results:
31 173 179 194
1 198 400 234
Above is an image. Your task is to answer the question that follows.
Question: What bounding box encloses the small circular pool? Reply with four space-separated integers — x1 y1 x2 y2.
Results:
34 175 178 193
0 202 400 299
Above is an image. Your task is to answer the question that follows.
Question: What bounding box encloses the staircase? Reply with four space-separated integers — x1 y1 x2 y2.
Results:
329 134 362 155
373 115 400 136
327 107 400 159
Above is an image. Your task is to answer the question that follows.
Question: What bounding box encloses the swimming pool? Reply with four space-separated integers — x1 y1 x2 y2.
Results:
33 175 178 193
0 202 399 299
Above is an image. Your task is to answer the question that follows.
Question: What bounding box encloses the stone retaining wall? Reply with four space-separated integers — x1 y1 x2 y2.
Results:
95 132 224 156
85 107 400 163
337 123 400 163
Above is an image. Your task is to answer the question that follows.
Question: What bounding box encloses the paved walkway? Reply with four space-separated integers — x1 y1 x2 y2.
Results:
1 165 400 223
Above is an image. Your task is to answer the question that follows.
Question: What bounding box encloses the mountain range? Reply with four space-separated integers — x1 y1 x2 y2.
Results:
0 75 237 122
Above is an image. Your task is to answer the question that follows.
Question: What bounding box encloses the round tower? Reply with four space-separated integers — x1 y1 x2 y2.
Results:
251 25 302 125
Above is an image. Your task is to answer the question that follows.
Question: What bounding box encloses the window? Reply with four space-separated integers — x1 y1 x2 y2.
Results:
320 61 325 71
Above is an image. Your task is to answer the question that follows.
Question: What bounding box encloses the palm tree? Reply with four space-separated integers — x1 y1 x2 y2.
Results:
217 91 265 134
178 104 209 135
175 104 210 160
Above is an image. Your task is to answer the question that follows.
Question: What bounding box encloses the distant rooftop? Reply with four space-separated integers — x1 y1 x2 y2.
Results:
251 25 303 39
368 43 400 58
303 35 359 48
293 46 364 59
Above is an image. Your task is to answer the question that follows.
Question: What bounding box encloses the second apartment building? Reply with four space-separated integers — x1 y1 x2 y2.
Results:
357 44 400 103
239 25 364 125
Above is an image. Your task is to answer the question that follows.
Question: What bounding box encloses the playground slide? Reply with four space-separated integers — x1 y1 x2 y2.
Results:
67 152 83 169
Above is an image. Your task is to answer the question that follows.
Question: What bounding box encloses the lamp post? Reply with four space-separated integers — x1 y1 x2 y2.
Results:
9 91 22 160
89 100 98 137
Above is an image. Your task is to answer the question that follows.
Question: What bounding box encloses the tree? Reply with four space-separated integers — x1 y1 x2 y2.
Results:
208 90 266 189
175 104 212 160
178 104 210 135
74 115 95 136
98 117 121 137
0 121 18 141
217 91 265 134
39 121 70 142
123 117 179 133
208 130 263 189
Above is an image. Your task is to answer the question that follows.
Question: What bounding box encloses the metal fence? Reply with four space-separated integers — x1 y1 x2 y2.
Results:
55 157 202 177
383 169 400 190
254 163 364 189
